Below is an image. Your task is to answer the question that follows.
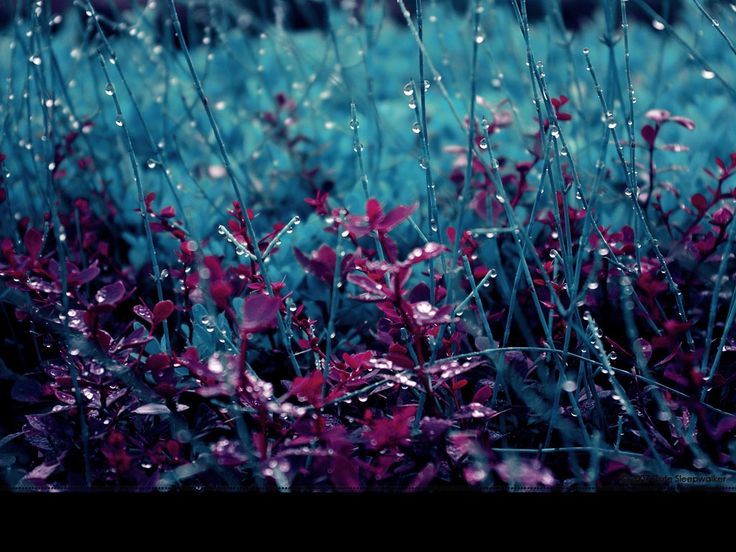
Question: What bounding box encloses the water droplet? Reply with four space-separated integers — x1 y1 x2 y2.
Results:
115 116 124 127
403 82 414 97
562 380 577 393
353 143 364 153
411 122 421 134
479 137 488 150
652 20 665 31
104 83 115 96
146 158 157 169
29 55 41 66
474 32 485 44
349 118 359 130
701 69 715 80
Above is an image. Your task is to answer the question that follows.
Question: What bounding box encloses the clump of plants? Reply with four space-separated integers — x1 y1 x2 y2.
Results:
1 0 736 492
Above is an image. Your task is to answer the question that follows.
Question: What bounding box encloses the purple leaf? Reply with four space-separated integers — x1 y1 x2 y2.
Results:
115 326 152 351
420 417 454 441
24 227 42 259
25 462 61 482
94 281 125 307
406 463 437 492
71 261 100 286
242 293 280 333
133 304 153 324
11 380 43 403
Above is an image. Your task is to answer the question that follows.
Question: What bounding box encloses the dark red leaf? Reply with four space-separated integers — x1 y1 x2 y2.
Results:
472 385 494 404
691 193 708 214
152 300 175 326
146 353 170 372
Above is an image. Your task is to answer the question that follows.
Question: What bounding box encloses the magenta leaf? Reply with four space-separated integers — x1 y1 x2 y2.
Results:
288 370 324 405
346 273 387 301
379 203 418 232
365 197 383 221
641 124 657 148
645 109 671 123
400 242 448 267
660 143 689 152
669 115 696 130
294 244 337 283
